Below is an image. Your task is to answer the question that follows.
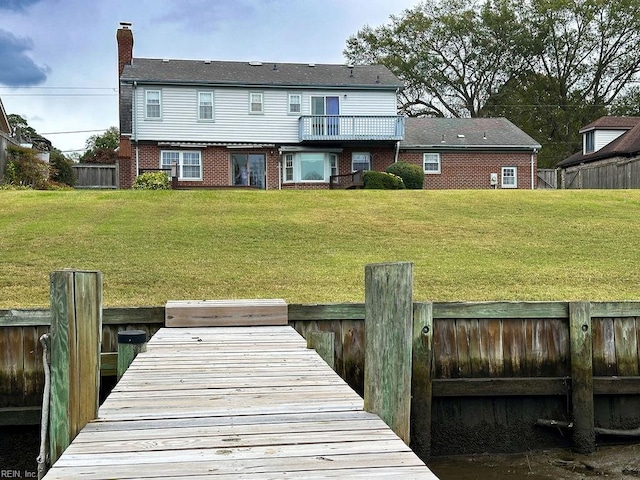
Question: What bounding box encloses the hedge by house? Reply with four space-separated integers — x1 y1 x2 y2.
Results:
363 171 405 189
386 162 424 189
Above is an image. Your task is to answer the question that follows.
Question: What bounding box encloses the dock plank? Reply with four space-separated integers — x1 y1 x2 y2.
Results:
43 325 437 479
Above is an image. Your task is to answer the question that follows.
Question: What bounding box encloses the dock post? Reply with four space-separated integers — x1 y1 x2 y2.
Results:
117 330 148 380
411 301 434 460
364 262 413 444
306 330 335 369
49 270 102 465
569 301 595 453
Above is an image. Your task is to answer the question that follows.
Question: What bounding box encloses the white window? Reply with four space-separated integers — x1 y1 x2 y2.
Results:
145 90 161 119
282 152 335 183
584 131 595 153
423 153 441 174
161 151 202 181
300 153 325 181
330 154 338 177
284 154 294 182
198 91 214 120
288 93 301 114
352 152 371 172
249 92 264 114
501 167 517 188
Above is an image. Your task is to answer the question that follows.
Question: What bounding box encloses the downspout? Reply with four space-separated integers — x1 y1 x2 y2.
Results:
531 148 537 190
394 141 400 163
277 148 282 190
133 81 139 176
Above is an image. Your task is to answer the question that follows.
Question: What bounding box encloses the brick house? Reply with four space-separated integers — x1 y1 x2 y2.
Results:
116 24 539 190
116 23 404 190
557 116 640 189
398 118 541 189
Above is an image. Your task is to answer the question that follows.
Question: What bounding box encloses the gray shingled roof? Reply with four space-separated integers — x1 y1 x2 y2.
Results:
401 117 541 149
558 116 640 168
121 58 403 89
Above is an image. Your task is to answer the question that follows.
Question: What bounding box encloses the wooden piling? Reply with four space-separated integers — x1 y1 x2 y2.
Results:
117 330 147 380
569 301 595 453
364 262 413 444
306 330 335 369
411 301 434 459
49 270 102 465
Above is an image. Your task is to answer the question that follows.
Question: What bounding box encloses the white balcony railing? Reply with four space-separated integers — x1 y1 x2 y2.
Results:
299 115 404 141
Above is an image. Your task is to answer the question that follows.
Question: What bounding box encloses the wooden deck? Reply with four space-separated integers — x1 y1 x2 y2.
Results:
43 326 437 479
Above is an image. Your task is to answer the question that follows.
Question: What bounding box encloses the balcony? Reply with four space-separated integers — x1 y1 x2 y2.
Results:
299 115 405 142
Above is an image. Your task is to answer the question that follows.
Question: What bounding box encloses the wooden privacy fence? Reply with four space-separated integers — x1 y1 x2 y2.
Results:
72 163 119 189
561 156 640 189
536 168 557 189
3 284 640 456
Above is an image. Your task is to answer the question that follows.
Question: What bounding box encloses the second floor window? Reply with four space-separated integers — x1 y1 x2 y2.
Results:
288 94 301 114
146 90 161 119
249 92 264 114
198 92 214 120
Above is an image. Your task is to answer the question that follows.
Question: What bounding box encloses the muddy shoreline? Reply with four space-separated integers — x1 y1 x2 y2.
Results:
430 443 640 479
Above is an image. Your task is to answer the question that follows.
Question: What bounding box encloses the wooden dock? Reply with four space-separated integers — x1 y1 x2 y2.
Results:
43 325 437 478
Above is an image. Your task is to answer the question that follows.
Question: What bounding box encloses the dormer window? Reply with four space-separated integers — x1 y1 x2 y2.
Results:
585 130 595 153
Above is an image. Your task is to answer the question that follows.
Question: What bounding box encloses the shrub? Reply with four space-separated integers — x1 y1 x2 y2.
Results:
5 145 49 188
49 151 76 187
385 162 424 189
363 171 405 189
133 172 170 190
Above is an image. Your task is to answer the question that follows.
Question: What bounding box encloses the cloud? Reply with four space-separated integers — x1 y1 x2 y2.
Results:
0 29 49 86
153 0 264 31
0 0 42 12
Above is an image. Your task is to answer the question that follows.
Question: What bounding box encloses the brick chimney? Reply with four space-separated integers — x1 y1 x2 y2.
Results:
116 22 133 76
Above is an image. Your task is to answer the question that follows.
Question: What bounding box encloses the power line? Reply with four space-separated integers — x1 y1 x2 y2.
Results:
40 129 110 135
0 86 117 90
2 94 117 97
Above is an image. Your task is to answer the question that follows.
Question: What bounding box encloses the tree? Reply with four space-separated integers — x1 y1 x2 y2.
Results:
345 0 640 166
5 145 49 188
344 0 531 117
81 126 119 164
610 86 640 116
7 113 52 151
49 149 76 187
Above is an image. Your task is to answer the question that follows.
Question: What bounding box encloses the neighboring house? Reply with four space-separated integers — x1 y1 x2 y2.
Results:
116 23 404 189
398 118 541 189
558 116 640 189
0 96 19 182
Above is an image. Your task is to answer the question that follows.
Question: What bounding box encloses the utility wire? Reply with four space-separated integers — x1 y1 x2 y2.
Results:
40 129 110 135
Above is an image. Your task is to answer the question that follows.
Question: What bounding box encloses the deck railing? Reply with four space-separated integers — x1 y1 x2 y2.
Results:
299 115 404 141
329 169 364 189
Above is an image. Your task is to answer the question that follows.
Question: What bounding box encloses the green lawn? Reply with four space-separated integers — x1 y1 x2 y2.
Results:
1 189 639 308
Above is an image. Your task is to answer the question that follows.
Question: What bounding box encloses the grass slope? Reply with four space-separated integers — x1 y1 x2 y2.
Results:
1 189 639 307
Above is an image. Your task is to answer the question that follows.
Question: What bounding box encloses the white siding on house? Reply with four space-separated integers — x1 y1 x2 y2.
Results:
583 129 627 153
132 85 398 143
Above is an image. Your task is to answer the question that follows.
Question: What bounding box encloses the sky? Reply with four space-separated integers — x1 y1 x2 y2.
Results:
0 0 419 154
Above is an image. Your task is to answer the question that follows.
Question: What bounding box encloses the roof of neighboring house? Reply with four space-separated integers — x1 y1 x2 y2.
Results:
120 58 403 89
0 96 10 135
401 117 541 150
558 116 640 168
579 116 640 133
